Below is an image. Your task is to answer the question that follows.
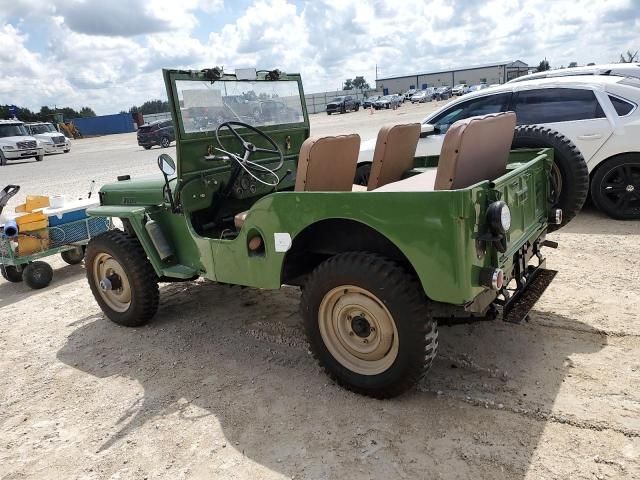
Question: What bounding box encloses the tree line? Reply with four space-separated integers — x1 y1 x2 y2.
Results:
0 104 96 122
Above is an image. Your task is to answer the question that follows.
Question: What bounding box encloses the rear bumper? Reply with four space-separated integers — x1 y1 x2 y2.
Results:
325 105 342 113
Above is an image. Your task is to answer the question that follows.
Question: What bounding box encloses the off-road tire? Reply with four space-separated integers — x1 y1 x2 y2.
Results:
1 264 23 282
354 163 371 187
85 229 159 327
511 125 589 231
161 136 171 148
35 154 44 162
61 246 85 265
301 252 438 399
23 261 53 289
590 154 640 220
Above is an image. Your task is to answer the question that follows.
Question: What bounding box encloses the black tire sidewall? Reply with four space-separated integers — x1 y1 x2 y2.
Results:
85 230 159 327
61 246 85 265
301 253 436 398
590 155 640 220
161 137 170 148
1 264 23 282
23 261 53 289
512 125 589 231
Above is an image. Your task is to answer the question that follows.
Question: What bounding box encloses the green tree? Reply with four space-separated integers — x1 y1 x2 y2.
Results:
619 50 638 63
352 76 370 90
537 58 550 72
343 78 354 90
79 107 96 117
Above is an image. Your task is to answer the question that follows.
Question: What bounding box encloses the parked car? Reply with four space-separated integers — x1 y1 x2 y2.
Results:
410 90 431 103
451 83 468 95
373 95 401 109
403 89 417 101
467 83 489 94
326 95 360 114
508 63 640 83
25 122 70 154
0 120 44 166
413 75 640 220
432 86 451 101
362 96 380 108
137 119 175 149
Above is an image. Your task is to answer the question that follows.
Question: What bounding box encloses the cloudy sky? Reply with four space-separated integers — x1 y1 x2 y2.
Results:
1 0 639 114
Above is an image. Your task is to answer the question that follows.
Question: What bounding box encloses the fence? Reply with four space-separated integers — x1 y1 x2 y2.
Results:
141 112 172 124
304 89 382 114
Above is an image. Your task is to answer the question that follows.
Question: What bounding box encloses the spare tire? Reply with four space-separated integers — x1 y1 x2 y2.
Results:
511 125 589 231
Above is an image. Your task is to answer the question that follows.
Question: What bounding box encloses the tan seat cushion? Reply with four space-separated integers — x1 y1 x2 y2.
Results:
367 123 420 190
373 169 438 192
235 134 361 230
295 134 361 191
434 111 516 190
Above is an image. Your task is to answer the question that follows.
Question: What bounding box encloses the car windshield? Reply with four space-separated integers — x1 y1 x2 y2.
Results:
0 124 28 137
175 79 305 134
331 97 345 102
28 124 56 134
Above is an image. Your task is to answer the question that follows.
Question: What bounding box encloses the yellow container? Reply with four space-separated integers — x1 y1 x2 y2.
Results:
17 229 50 256
15 195 50 213
16 212 48 231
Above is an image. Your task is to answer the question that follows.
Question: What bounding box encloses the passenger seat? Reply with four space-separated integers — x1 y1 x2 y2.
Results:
234 134 360 229
374 112 517 192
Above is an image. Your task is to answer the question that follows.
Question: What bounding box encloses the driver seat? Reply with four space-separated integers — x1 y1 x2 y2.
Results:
234 134 361 229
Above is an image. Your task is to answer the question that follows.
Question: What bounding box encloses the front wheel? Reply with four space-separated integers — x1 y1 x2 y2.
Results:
590 155 640 220
35 154 44 162
160 136 171 148
301 252 438 398
23 261 53 289
86 230 159 327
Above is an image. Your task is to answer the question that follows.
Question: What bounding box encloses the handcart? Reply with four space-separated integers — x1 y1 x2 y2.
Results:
0 185 111 289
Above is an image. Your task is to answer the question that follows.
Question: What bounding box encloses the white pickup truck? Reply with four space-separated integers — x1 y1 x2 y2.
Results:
0 120 44 166
25 122 71 154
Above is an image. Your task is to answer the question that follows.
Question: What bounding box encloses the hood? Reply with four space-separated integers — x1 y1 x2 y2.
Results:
0 135 39 146
99 174 167 206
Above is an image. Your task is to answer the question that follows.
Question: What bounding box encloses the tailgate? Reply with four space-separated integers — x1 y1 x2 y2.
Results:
491 149 552 256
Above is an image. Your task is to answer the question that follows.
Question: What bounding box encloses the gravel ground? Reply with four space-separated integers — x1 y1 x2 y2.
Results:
1 102 639 479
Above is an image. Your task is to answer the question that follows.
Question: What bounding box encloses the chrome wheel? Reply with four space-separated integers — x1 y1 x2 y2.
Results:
92 252 131 313
318 285 399 375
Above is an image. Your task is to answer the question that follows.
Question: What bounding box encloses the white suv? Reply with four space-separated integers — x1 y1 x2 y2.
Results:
411 75 640 220
25 122 70 154
0 120 44 166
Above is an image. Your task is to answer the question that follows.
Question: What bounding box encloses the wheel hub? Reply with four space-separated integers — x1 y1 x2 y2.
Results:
351 315 372 338
93 253 132 313
626 184 635 193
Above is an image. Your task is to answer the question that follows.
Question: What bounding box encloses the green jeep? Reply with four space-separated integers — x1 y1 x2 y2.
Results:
85 67 587 398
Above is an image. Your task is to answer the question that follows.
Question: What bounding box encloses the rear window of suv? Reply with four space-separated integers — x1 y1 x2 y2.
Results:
609 95 635 116
513 88 606 124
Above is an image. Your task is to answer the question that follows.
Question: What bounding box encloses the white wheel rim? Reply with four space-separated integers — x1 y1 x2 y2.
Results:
92 252 132 313
318 285 399 376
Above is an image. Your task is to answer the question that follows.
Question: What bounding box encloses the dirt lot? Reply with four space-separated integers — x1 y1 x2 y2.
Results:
1 102 639 479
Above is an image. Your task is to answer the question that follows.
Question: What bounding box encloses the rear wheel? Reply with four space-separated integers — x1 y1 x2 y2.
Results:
61 246 85 265
35 154 44 162
160 136 170 148
590 155 640 220
0 153 6 166
86 230 159 327
512 125 589 231
23 261 53 289
1 265 23 282
301 252 438 398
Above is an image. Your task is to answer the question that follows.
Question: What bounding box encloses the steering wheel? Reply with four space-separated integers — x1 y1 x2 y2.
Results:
215 121 284 187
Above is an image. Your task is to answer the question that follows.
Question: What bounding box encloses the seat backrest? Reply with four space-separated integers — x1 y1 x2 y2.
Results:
434 111 516 190
295 134 361 191
367 123 420 190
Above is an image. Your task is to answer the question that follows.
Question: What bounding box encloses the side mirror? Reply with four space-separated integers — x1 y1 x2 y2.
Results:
157 153 176 176
420 123 436 138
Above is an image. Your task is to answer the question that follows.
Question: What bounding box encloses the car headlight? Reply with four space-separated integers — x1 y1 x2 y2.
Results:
1 145 15 150
487 201 511 234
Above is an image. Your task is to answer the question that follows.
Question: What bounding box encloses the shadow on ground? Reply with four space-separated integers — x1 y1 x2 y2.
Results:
57 280 605 479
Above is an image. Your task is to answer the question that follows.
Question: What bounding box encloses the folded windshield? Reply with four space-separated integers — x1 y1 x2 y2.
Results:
175 80 304 134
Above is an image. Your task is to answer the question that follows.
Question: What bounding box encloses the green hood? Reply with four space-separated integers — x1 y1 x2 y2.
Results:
99 175 166 206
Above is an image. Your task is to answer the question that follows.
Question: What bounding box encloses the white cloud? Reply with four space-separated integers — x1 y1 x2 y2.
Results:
0 0 639 114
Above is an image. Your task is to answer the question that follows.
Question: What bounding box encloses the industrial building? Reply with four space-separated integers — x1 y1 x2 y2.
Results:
375 60 529 94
